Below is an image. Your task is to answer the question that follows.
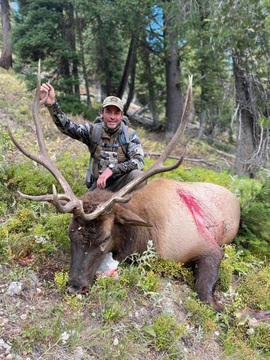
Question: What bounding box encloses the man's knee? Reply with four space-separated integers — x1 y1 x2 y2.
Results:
106 170 147 192
128 169 144 181
128 170 147 189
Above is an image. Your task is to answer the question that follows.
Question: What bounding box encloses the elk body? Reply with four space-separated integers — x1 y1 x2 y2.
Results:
69 178 240 311
8 65 240 312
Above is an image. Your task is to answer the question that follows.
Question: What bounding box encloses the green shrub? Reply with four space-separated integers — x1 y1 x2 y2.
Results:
0 207 37 259
247 322 270 356
0 124 14 153
57 93 99 121
89 275 129 324
149 258 194 285
234 264 270 311
102 302 126 324
237 181 270 259
9 162 57 195
219 245 255 291
54 270 69 293
0 205 71 260
1 152 86 215
0 161 18 214
43 213 71 250
56 151 86 196
222 328 262 359
185 295 217 334
153 313 186 354
137 270 160 294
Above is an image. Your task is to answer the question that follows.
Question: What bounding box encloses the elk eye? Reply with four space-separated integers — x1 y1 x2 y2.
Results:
103 235 110 243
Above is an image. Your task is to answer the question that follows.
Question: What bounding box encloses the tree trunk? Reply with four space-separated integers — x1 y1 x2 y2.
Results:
233 55 256 177
0 0 12 69
75 11 92 108
163 9 183 138
97 16 111 96
118 36 136 99
198 77 206 139
143 41 160 129
59 10 73 94
67 3 80 98
123 48 137 114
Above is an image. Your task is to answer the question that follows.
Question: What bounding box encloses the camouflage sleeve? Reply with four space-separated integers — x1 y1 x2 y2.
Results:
46 101 93 146
115 131 145 176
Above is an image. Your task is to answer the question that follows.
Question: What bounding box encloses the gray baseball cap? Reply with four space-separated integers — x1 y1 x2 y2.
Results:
102 96 124 112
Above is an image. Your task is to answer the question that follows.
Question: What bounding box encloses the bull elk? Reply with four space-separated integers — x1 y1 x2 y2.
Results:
8 62 240 312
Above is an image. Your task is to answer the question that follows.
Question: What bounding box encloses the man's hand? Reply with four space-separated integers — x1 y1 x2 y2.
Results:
40 83 56 105
97 168 113 189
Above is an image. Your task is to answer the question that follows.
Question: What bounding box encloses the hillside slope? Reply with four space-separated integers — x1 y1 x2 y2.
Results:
0 69 269 360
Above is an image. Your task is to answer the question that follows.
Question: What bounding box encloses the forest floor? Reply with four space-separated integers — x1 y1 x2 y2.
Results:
1 68 269 360
0 262 226 360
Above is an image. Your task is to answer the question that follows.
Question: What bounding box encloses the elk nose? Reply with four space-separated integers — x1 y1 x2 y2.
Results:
67 284 84 295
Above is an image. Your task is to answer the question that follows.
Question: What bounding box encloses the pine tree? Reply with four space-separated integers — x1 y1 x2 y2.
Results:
11 0 79 95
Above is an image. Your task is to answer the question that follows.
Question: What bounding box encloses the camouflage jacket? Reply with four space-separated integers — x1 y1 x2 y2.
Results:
46 101 145 179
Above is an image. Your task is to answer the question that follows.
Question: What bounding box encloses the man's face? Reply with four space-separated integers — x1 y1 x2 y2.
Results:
101 105 123 130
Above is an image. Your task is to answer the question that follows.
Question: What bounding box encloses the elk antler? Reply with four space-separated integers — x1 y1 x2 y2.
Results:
82 75 193 220
7 60 84 215
8 64 192 222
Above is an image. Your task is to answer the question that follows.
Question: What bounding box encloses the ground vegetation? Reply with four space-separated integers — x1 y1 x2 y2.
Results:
0 68 269 360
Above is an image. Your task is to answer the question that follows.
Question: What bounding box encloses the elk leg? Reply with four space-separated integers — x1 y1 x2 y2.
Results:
192 249 224 312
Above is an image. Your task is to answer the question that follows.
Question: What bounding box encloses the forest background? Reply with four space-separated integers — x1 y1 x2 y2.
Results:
1 0 270 178
0 1 270 359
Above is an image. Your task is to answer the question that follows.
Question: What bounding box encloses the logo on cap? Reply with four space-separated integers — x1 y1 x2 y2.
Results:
102 96 124 112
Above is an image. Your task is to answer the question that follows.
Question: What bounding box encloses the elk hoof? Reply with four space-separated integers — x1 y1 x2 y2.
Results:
211 299 224 313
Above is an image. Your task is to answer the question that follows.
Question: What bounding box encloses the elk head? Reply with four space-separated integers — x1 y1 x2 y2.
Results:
8 61 193 293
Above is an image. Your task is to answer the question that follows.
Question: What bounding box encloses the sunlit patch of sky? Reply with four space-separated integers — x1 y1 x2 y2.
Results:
146 5 164 51
11 2 18 11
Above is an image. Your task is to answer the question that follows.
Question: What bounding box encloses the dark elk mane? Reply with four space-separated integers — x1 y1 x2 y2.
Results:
79 190 114 216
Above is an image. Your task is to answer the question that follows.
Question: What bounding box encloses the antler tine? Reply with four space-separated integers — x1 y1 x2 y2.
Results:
79 194 132 221
17 191 71 204
52 185 84 213
8 60 82 214
33 59 48 155
81 76 193 221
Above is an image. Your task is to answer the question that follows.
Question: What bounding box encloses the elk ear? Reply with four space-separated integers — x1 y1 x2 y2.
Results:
115 209 152 227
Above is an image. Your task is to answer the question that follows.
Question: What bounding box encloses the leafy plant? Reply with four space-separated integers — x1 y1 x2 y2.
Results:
149 258 194 286
185 295 218 335
54 270 69 294
152 313 186 355
234 263 270 311
236 181 270 259
219 244 257 291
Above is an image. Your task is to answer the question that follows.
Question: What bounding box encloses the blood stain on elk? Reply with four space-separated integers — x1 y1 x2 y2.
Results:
177 189 219 248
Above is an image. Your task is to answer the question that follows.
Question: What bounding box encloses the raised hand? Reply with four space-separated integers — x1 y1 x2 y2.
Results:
40 83 56 105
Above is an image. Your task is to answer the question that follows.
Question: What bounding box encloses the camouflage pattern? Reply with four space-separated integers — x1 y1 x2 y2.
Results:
99 150 118 176
46 101 145 180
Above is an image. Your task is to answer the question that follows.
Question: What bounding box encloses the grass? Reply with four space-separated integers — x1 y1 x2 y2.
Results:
1 68 270 359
